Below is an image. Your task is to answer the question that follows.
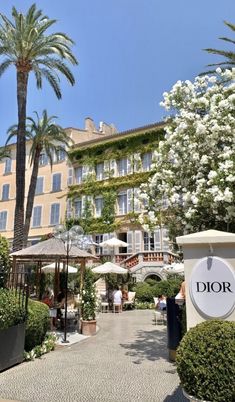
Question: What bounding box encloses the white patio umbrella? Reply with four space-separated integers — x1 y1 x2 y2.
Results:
99 237 129 248
92 261 128 274
41 262 78 274
162 262 184 274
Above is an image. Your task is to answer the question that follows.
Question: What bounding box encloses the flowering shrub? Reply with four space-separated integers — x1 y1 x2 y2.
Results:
24 332 57 361
81 268 96 321
141 69 235 236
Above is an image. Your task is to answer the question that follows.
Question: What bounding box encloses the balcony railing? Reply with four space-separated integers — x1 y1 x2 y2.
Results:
97 251 177 269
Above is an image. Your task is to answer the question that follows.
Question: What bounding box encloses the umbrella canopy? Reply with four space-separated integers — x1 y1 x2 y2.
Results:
10 237 96 260
99 237 128 247
162 262 184 274
41 262 78 274
92 262 128 274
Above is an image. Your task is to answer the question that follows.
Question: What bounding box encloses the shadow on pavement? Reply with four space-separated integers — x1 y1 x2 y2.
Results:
163 386 187 401
120 329 168 364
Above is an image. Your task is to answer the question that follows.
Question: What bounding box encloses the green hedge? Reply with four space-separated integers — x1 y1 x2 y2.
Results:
25 299 49 352
176 320 235 402
133 276 183 303
0 289 25 330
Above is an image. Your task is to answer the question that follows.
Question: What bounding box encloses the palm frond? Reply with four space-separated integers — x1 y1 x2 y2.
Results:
0 59 13 76
40 68 61 98
219 37 235 45
224 20 235 32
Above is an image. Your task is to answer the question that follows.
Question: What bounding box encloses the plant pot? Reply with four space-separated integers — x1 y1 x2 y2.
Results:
81 319 96 336
183 389 210 402
0 322 26 371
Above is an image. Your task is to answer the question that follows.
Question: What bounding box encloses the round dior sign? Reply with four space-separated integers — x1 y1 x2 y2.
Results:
190 256 235 319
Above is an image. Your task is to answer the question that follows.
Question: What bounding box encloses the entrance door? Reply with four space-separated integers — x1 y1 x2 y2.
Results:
118 232 127 253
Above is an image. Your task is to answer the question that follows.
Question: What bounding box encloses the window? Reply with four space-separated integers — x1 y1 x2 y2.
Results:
2 184 9 201
95 197 103 217
4 158 12 174
0 211 7 230
32 206 42 227
50 203 60 225
55 147 66 162
95 234 103 255
35 177 44 195
96 162 104 180
74 167 83 184
74 199 82 218
144 232 155 251
117 158 128 176
142 152 152 171
39 152 48 166
117 191 127 215
52 173 61 192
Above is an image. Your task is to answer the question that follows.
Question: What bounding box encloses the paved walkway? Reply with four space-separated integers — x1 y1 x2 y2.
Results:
0 310 187 402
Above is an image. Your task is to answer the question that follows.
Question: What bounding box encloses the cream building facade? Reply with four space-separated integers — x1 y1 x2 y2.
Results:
0 118 176 280
0 118 117 246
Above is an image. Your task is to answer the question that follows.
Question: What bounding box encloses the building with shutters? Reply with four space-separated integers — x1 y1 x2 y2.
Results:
0 117 176 280
0 118 117 247
68 121 176 281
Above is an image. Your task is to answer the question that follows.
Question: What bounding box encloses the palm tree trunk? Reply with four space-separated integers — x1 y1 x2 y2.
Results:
23 148 41 248
13 71 28 251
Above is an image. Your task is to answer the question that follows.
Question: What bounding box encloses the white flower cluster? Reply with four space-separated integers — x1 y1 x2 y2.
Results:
143 69 235 233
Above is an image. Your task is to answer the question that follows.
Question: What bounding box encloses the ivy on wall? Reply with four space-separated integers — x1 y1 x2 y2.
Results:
69 128 164 166
68 171 153 198
66 126 165 234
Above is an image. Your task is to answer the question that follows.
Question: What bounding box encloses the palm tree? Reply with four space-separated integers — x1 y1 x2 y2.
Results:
0 4 78 250
204 21 235 72
7 110 72 248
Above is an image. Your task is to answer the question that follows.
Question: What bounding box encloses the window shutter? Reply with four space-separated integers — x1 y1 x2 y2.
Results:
154 229 161 250
82 165 89 181
67 168 73 185
127 158 132 174
103 161 110 178
102 233 109 255
134 230 142 253
66 199 73 219
133 188 141 212
127 231 133 253
109 159 116 177
162 228 169 250
127 189 133 213
133 153 141 173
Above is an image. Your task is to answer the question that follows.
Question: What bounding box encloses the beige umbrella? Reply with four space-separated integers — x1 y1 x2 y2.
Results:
99 237 128 248
41 262 78 274
92 262 128 274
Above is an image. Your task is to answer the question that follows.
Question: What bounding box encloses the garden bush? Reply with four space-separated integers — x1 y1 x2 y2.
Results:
0 289 26 329
25 299 49 352
176 320 235 402
133 276 184 303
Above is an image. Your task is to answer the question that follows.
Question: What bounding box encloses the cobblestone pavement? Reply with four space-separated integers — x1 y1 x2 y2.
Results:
0 310 187 402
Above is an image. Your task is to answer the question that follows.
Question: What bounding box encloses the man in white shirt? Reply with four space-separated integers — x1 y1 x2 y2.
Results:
113 286 122 312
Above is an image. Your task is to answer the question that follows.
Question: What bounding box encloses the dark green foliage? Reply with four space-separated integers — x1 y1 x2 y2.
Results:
0 289 26 330
81 268 96 321
70 128 164 165
176 320 235 402
0 236 11 288
134 276 184 302
25 299 49 351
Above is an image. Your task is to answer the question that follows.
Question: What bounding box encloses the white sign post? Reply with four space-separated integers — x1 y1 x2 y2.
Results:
190 256 235 319
177 229 235 329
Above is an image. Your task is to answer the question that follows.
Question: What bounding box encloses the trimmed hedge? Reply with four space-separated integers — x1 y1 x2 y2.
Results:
176 320 235 402
133 276 183 303
0 289 25 330
25 299 49 352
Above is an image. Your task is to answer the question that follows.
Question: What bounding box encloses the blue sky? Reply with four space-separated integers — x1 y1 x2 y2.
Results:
0 0 235 145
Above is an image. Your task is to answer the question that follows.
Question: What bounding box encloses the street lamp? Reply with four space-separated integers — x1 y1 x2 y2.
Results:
53 224 84 343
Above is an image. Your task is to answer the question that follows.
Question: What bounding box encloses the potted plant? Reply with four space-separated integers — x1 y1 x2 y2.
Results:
81 268 97 336
0 289 27 371
176 320 235 402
